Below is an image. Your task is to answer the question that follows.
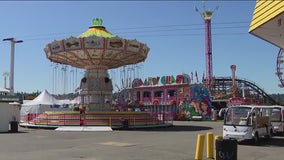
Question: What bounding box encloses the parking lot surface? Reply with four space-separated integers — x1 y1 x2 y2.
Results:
0 121 283 160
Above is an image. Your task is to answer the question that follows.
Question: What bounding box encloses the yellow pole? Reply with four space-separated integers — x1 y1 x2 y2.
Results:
214 136 223 159
195 134 205 160
207 132 214 159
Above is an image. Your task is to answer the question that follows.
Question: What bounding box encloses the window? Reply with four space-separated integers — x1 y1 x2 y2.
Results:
154 90 163 98
143 91 151 98
168 90 176 97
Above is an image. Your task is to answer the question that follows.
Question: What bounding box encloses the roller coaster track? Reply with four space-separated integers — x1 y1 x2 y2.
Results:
213 77 280 105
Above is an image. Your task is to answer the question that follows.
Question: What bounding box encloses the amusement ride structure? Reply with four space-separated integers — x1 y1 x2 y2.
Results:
21 7 282 128
276 49 284 88
194 4 279 107
44 18 150 111
19 18 175 129
195 4 218 93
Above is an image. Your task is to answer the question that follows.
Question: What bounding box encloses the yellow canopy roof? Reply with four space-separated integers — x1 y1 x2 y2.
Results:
79 18 116 38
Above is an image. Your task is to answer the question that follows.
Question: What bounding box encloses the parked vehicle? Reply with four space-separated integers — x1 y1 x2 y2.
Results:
223 105 273 144
261 105 284 135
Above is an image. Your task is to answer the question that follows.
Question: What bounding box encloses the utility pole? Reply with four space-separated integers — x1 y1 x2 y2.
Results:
3 38 23 95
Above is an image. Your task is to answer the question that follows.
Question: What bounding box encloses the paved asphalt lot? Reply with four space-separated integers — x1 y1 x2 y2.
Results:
0 121 283 160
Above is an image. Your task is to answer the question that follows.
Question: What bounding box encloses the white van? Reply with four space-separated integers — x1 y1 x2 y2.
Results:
223 105 273 144
262 105 284 135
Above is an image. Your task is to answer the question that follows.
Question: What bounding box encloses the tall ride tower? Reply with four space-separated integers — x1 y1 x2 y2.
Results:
195 4 218 92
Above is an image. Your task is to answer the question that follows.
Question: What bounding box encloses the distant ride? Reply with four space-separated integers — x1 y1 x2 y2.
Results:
117 74 213 121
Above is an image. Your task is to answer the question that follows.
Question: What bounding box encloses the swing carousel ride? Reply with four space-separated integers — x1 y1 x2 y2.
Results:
44 18 149 111
22 18 174 129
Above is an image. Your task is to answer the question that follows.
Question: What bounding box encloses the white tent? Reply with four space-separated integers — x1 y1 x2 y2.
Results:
0 88 9 95
23 89 58 106
20 90 71 120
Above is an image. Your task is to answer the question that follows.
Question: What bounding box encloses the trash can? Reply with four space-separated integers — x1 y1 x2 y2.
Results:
215 139 237 160
122 119 129 129
10 121 18 133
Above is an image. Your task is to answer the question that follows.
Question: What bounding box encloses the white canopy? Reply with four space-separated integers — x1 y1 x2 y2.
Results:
23 89 58 105
21 90 71 118
0 88 9 94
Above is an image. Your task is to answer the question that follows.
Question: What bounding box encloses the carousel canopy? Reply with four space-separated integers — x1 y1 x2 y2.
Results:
79 18 115 38
44 18 150 69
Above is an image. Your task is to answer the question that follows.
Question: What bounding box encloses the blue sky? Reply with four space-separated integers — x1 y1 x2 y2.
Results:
0 1 282 94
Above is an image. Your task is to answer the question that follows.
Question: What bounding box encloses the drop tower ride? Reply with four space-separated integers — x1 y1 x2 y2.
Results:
196 4 218 93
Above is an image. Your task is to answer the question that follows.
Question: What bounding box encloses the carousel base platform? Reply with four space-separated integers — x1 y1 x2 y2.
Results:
55 126 113 132
19 123 173 130
19 123 113 131
20 111 173 130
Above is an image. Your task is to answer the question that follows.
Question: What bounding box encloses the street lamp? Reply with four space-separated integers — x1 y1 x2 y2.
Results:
2 72 9 89
3 38 23 95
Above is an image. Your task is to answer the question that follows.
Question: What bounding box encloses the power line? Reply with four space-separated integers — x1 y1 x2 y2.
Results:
17 21 251 41
112 25 248 35
109 21 250 30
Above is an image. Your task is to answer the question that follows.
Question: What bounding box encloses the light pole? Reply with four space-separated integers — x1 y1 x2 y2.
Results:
3 38 23 95
2 72 9 89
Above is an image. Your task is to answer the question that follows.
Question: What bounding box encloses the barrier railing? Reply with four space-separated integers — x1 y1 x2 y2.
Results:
20 111 173 128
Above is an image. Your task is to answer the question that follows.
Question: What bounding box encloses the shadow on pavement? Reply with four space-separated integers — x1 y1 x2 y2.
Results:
126 125 213 132
0 131 28 134
261 137 284 147
238 137 284 147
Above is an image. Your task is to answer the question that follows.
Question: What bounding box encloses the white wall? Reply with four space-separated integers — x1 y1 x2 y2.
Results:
0 102 20 132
